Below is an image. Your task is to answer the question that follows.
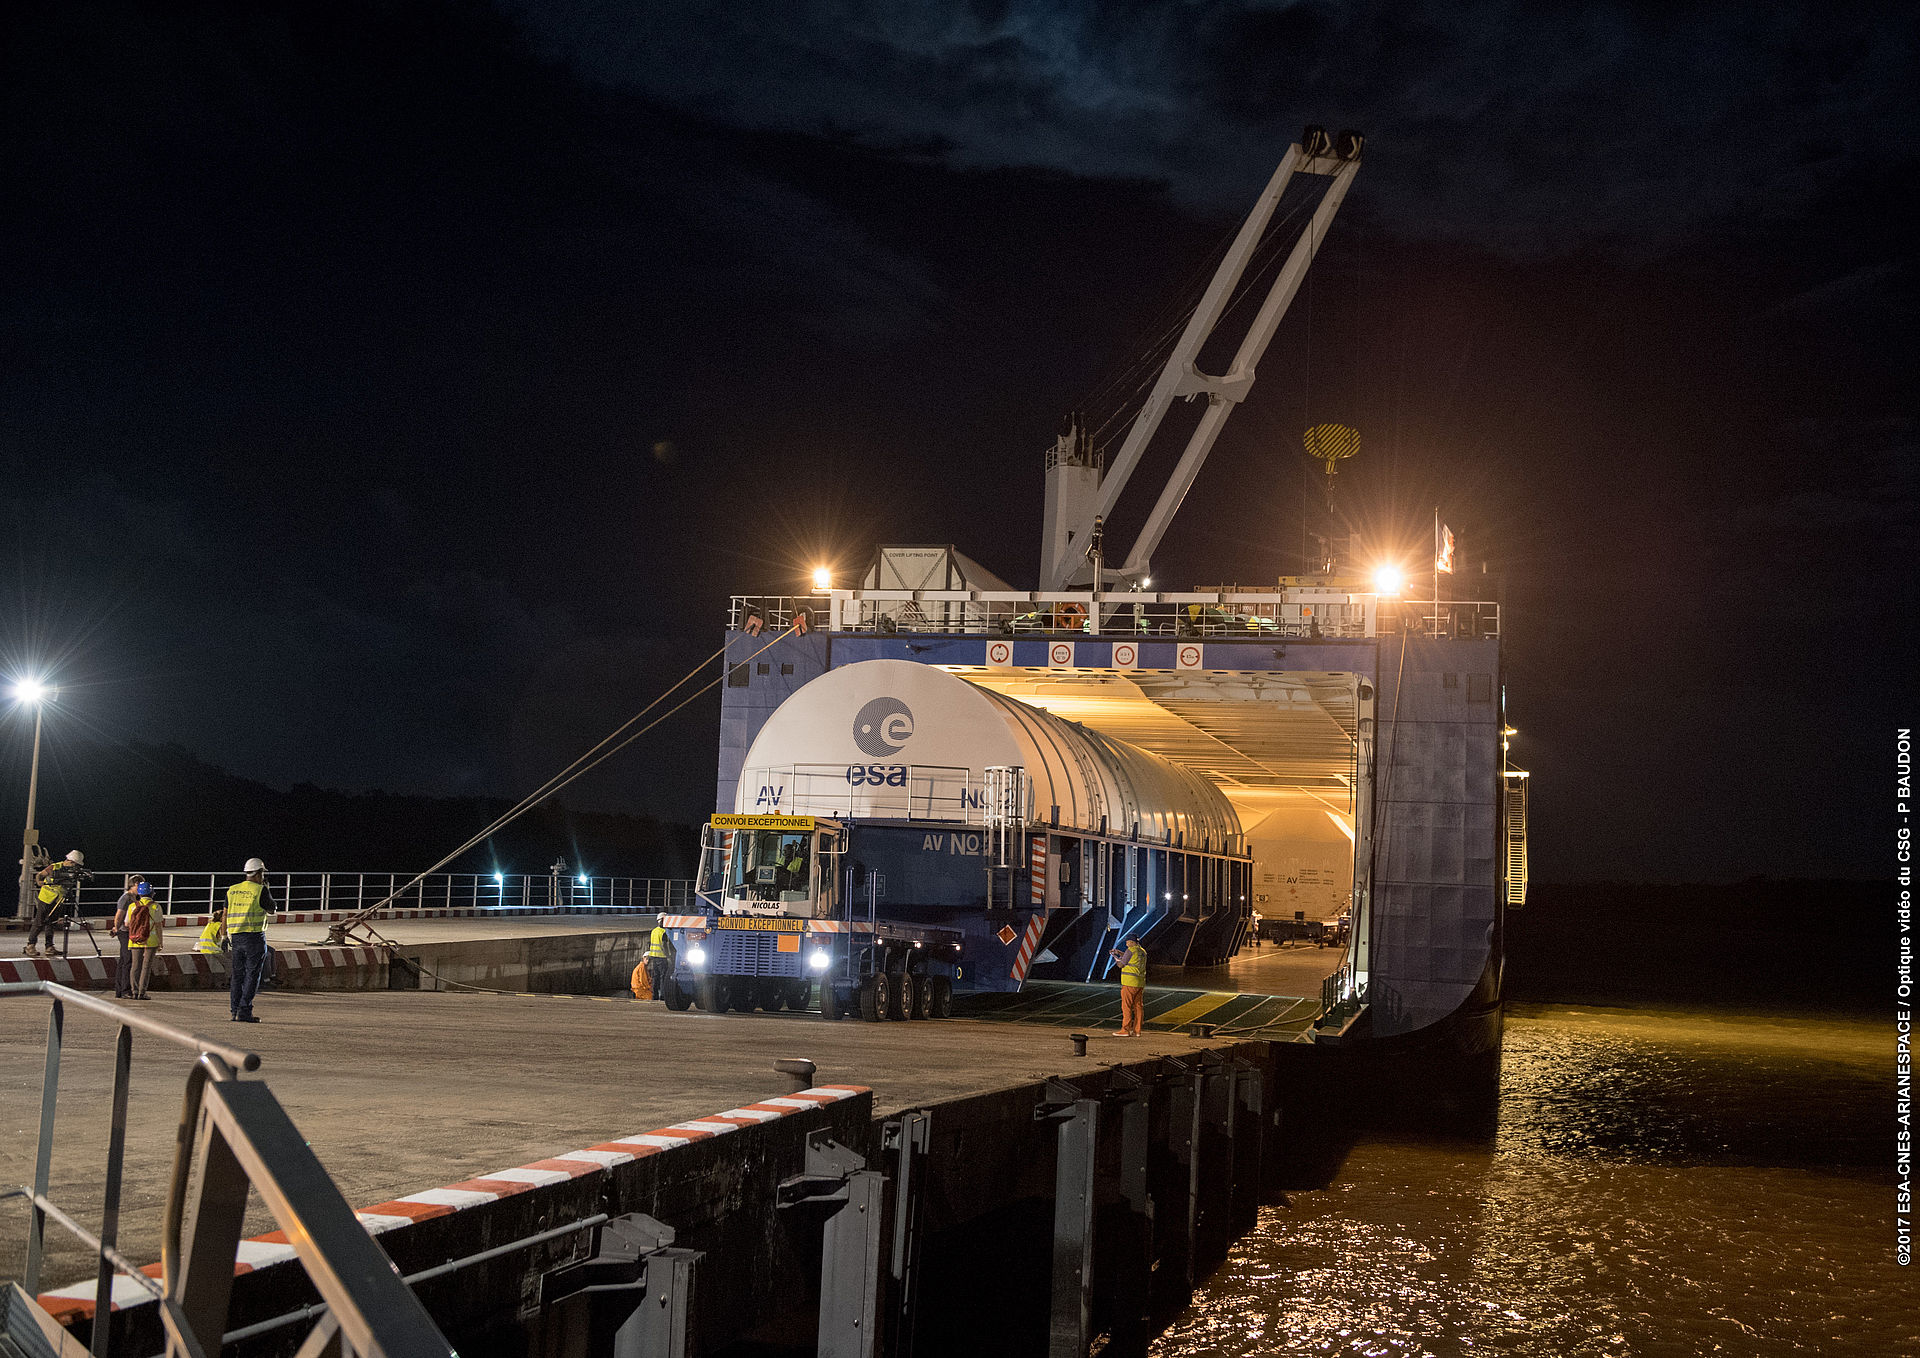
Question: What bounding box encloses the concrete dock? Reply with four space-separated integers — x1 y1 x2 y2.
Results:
1 987 1216 1291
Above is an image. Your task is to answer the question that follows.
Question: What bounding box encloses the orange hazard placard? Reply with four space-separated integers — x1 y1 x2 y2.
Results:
776 933 802 953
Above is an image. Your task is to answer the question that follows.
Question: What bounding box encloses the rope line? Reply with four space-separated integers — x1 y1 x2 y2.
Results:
332 625 802 943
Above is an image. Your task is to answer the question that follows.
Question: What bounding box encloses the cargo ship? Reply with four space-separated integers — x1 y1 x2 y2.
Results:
690 130 1524 1066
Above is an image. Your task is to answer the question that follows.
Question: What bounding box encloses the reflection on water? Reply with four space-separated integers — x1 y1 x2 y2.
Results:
1154 1004 1908 1358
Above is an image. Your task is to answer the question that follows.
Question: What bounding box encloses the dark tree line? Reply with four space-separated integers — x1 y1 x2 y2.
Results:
8 741 700 880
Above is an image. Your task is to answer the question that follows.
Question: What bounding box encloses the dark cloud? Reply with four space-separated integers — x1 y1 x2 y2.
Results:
499 0 1918 253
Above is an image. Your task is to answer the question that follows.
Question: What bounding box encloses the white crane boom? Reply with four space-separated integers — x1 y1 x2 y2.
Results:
1042 130 1362 590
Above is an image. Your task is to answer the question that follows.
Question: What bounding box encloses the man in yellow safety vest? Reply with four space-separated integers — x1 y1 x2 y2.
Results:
645 924 673 1001
1111 936 1149 1037
226 858 273 1023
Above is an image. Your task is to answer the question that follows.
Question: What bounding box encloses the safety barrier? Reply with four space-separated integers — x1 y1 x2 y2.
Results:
0 980 453 1357
45 873 697 921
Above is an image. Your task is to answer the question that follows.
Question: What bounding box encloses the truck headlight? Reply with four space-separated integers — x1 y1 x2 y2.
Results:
687 947 707 968
808 950 830 971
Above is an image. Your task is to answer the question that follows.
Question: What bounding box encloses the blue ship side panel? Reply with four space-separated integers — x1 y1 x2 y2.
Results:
1369 637 1503 1038
716 629 830 812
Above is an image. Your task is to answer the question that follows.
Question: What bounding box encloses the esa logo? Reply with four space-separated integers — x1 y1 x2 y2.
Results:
852 696 914 758
847 764 908 787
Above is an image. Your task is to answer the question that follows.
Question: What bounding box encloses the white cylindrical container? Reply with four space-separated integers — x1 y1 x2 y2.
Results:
737 659 1238 847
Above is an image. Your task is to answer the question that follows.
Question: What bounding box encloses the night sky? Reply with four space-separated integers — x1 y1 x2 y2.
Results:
3 0 1913 882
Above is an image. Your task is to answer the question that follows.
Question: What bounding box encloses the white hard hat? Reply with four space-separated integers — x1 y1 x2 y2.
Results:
66 850 85 865
244 857 267 874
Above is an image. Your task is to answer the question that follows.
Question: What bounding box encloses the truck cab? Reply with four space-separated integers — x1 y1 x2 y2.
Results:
664 812 959 1021
711 815 843 918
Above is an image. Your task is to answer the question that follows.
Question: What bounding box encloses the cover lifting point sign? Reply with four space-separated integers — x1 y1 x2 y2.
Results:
986 640 1013 667
1048 641 1075 667
1176 643 1205 670
1111 642 1138 670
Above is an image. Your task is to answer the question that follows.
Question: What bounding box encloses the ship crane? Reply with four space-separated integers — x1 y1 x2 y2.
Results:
1040 127 1363 591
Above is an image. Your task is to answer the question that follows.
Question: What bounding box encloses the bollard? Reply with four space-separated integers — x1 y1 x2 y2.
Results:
1186 1022 1216 1039
1069 1033 1088 1058
775 1058 817 1094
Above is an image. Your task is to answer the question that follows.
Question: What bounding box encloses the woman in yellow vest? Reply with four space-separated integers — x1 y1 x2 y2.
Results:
196 906 228 956
125 881 161 999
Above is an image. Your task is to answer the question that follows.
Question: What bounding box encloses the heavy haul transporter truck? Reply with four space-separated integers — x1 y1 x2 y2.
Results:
657 659 1256 1020
658 813 963 1021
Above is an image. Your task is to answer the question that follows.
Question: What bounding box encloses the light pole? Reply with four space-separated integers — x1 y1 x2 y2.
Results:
13 680 55 922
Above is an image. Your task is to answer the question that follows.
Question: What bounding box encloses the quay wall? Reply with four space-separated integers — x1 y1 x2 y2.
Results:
50 1041 1321 1358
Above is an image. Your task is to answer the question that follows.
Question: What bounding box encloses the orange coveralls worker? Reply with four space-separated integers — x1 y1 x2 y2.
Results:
1117 940 1149 1036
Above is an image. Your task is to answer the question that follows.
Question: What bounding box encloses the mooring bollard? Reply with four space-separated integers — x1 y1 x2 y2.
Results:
1069 1033 1089 1057
775 1058 817 1093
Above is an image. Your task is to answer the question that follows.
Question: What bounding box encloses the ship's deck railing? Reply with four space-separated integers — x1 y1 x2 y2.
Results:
2 980 453 1357
730 592 1498 642
41 872 697 921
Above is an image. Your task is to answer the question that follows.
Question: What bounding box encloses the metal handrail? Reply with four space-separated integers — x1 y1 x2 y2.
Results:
2 982 452 1357
741 763 985 824
43 872 698 921
731 591 1499 642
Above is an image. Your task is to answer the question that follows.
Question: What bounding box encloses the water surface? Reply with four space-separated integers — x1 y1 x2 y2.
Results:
1154 1003 1908 1357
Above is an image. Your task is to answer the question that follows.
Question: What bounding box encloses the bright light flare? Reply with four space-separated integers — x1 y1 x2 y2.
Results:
577 874 588 885
808 949 831 970
1371 564 1405 596
811 566 832 590
686 947 708 968
11 678 49 705
493 872 505 884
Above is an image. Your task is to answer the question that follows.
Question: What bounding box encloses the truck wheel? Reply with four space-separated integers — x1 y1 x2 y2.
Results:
930 978 953 1019
754 979 785 1012
884 973 910 1021
821 985 843 1021
663 977 692 1012
695 976 719 1012
911 976 933 1020
859 978 882 1022
786 979 813 1012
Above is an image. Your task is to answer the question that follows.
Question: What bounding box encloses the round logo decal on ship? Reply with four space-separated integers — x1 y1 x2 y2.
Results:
852 696 915 757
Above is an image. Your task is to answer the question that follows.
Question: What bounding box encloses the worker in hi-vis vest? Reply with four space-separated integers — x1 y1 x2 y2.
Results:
196 906 228 956
1111 936 1149 1037
226 858 273 1023
645 924 673 1001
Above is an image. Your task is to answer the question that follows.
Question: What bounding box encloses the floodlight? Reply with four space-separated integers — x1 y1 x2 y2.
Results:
811 566 832 590
1372 564 1405 596
11 679 48 705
